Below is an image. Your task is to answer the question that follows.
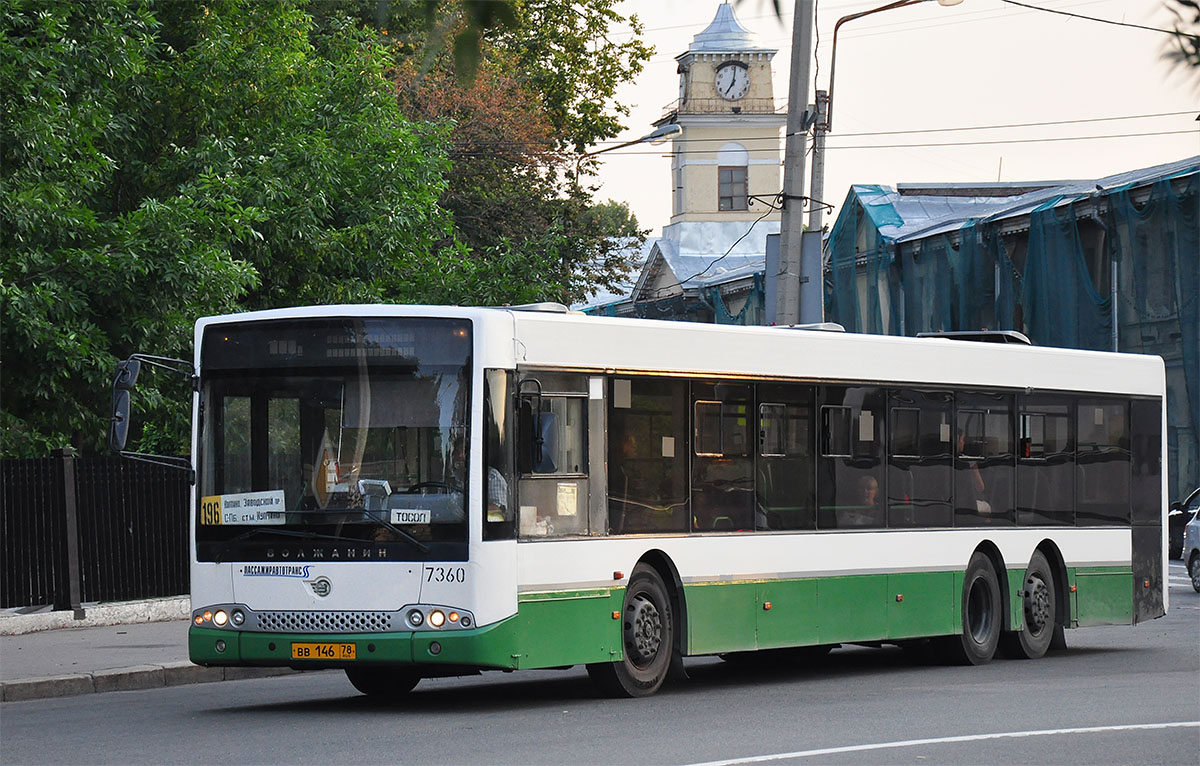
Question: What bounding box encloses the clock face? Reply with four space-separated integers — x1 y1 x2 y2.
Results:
714 62 750 101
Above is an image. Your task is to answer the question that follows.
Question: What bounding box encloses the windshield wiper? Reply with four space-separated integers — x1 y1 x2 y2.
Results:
351 511 431 555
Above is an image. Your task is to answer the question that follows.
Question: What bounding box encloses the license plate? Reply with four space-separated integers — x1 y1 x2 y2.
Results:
291 642 356 660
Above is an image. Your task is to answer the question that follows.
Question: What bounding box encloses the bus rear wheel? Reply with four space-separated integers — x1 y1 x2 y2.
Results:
946 552 1002 665
586 564 674 697
345 667 420 698
1000 550 1057 660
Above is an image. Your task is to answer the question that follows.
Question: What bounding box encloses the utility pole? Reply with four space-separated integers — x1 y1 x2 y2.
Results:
775 0 816 326
807 90 829 234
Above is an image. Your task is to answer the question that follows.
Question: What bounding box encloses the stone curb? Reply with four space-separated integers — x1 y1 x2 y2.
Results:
0 662 319 703
0 597 191 636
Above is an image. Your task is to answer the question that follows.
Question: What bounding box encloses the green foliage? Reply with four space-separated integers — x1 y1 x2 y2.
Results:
1 0 651 458
494 0 651 153
1164 0 1200 77
1 0 451 456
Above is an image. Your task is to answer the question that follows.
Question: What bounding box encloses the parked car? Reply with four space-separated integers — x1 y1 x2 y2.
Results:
1168 486 1200 560
1183 506 1200 593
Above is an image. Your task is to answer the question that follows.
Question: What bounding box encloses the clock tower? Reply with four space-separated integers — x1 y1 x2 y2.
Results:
661 2 785 224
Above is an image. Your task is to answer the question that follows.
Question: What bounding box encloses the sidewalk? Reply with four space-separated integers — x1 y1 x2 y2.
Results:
0 599 311 702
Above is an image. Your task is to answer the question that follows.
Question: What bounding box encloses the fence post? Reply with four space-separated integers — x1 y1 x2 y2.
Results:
53 447 85 618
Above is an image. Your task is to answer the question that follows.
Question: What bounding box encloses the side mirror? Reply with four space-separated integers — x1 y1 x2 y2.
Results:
113 359 141 391
517 400 558 474
109 388 132 453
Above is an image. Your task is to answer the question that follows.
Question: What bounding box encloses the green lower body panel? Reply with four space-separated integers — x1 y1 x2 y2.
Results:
514 589 624 668
756 579 819 650
817 575 889 644
683 581 761 654
683 571 959 654
190 565 1137 674
1072 566 1133 626
887 572 957 639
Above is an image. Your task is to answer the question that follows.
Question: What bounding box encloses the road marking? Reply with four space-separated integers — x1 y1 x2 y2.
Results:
685 722 1200 765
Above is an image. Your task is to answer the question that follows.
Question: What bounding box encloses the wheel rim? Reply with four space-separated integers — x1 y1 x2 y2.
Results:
625 591 663 668
1024 574 1052 636
966 576 993 644
1191 560 1200 589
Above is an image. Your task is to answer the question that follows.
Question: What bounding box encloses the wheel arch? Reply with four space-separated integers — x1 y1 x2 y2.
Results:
636 549 687 657
1034 539 1071 629
972 540 1011 631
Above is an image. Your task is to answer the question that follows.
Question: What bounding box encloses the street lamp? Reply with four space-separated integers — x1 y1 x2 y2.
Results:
583 124 682 157
808 0 962 232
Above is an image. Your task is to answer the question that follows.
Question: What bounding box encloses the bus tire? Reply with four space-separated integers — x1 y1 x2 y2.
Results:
586 564 674 697
948 552 1002 665
345 667 420 698
999 550 1056 660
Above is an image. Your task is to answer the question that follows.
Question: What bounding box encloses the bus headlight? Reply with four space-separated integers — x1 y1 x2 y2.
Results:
428 610 446 628
407 609 425 627
231 609 245 626
214 610 228 626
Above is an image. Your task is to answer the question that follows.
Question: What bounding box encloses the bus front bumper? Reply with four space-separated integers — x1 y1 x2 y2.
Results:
189 617 519 671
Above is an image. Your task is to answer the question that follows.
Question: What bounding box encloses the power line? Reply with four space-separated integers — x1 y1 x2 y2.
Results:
997 0 1184 35
584 110 1196 146
831 111 1199 138
823 129 1196 150
638 0 1114 63
572 128 1195 157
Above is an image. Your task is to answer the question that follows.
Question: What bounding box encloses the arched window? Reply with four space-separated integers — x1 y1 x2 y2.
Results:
717 142 749 211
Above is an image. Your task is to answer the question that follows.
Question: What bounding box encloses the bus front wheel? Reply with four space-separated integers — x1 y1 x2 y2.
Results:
345 667 420 698
587 564 674 697
946 552 1002 665
1000 550 1057 660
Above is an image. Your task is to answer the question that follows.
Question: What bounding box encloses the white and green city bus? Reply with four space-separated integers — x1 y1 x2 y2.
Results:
112 304 1168 697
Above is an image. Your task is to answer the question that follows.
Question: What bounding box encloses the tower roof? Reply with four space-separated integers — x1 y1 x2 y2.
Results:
687 2 770 53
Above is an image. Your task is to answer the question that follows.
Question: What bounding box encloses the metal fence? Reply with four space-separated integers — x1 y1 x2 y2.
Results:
1 450 189 610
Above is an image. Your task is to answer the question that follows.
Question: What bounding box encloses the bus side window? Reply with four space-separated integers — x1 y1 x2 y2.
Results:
691 382 753 533
954 393 1015 528
817 386 885 530
608 377 689 535
517 375 589 538
1017 395 1074 526
1076 399 1130 525
482 370 515 541
757 383 815 531
887 390 953 529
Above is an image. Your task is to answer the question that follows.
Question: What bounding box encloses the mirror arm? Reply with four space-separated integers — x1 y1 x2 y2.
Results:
115 451 196 485
128 353 196 382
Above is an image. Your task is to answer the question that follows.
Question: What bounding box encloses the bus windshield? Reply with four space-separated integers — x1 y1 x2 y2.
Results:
196 317 472 562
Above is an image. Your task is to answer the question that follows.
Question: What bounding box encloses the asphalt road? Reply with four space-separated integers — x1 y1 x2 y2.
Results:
3 562 1197 766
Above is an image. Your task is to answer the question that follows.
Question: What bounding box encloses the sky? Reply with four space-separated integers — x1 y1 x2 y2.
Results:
591 0 1200 236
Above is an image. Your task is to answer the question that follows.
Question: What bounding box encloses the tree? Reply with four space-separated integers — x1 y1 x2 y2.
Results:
1 0 453 456
319 0 652 305
1164 0 1200 77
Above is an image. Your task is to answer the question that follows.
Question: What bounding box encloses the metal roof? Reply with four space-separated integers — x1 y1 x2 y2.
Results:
686 2 771 53
849 155 1199 243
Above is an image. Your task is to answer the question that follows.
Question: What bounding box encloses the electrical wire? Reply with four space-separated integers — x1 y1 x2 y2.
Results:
997 0 1183 35
638 0 1116 64
821 129 1195 150
584 110 1194 147
561 128 1195 157
658 202 781 298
